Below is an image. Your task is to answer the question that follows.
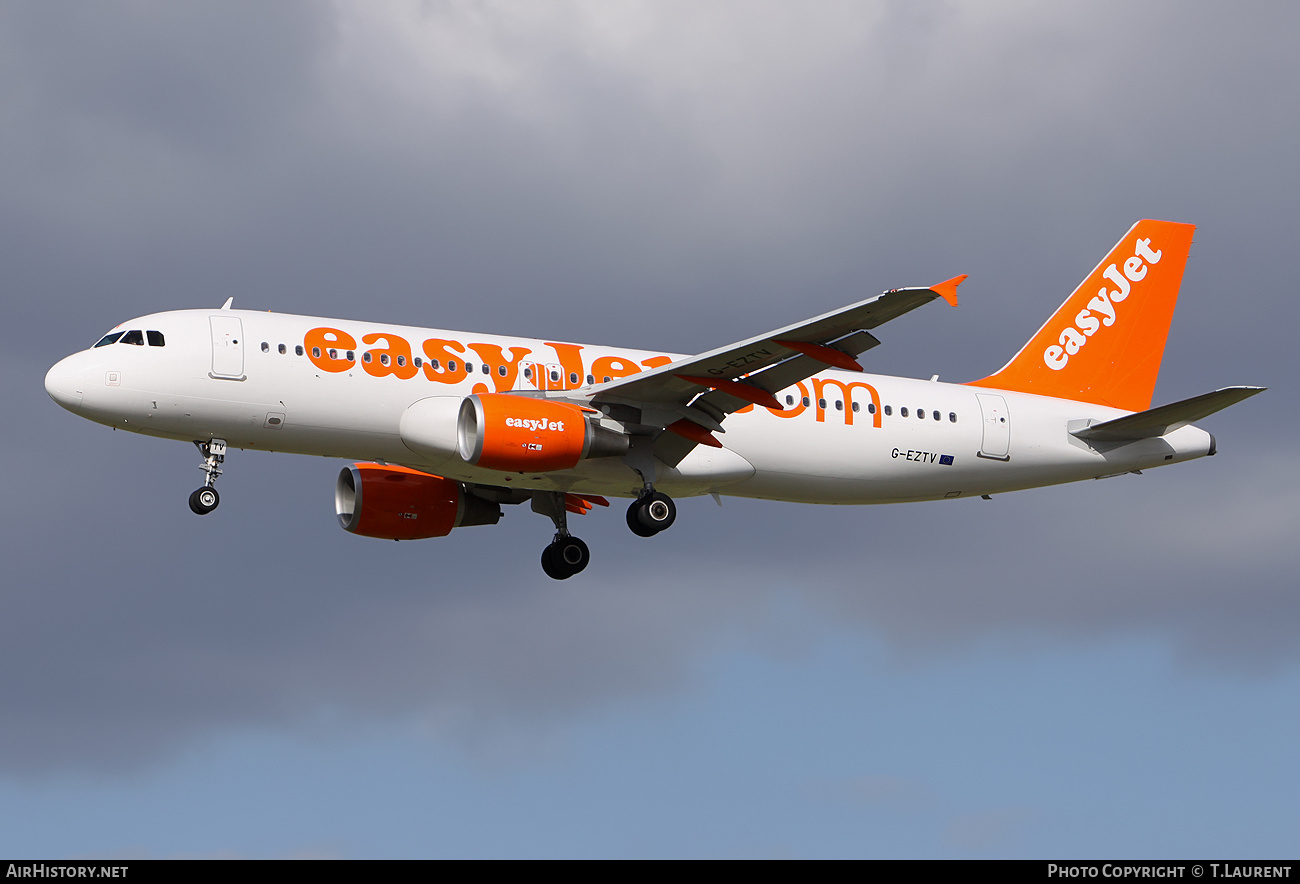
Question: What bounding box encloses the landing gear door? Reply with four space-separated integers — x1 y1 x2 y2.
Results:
976 393 1011 460
210 316 245 380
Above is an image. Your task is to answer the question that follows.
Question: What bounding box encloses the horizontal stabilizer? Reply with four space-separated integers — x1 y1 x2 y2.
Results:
1071 386 1265 442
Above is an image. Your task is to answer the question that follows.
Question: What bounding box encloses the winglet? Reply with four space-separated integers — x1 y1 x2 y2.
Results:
930 275 966 307
220 297 234 310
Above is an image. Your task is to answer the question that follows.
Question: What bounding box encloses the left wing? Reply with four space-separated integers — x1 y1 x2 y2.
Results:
552 277 965 465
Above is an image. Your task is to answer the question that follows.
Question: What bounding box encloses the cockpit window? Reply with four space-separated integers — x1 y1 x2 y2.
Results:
147 331 165 347
94 332 124 348
120 330 144 346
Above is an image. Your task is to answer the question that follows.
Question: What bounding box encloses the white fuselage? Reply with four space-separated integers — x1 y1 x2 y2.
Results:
45 308 1215 503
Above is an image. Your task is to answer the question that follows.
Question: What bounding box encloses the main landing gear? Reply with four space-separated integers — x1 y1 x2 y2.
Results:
188 439 226 515
542 535 590 581
626 490 676 537
622 439 676 538
533 491 590 580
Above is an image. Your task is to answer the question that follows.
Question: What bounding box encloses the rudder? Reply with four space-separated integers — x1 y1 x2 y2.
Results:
968 219 1196 412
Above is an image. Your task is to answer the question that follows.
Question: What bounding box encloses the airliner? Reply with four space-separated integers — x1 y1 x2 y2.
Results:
45 220 1262 578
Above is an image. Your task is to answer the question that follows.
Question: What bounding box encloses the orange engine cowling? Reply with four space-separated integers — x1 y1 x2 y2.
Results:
335 463 501 540
457 394 628 472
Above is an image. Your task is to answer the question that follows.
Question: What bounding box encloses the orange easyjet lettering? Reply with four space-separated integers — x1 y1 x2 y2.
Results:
361 333 419 380
812 378 881 427
305 327 357 373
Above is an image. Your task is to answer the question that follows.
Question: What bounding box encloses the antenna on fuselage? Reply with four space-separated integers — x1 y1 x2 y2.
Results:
220 297 234 310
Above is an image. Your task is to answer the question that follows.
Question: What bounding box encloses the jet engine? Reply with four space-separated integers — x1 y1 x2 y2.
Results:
456 394 628 472
335 463 501 540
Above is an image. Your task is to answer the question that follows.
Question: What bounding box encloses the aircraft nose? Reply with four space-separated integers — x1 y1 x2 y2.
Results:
45 355 85 413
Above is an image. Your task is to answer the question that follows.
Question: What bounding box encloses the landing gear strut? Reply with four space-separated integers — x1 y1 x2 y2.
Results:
533 491 590 580
623 437 676 537
189 439 226 515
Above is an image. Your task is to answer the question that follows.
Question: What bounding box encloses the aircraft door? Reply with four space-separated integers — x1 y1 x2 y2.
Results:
976 393 1011 460
518 362 565 391
210 316 245 379
516 362 542 391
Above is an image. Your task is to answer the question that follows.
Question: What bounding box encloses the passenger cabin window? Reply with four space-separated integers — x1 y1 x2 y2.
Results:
261 342 269 352
147 331 165 347
295 345 304 356
94 332 123 348
933 410 940 421
121 330 144 346
312 347 321 358
884 405 892 416
900 407 909 417
278 344 286 354
851 402 860 413
949 412 957 423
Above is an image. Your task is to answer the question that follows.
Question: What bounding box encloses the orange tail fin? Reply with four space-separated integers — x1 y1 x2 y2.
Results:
968 220 1196 412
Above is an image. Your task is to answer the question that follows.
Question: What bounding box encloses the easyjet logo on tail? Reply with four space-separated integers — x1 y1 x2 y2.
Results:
1043 237 1162 371
967 219 1194 412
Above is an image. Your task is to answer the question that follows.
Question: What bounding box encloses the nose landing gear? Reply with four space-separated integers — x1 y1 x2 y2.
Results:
188 439 227 515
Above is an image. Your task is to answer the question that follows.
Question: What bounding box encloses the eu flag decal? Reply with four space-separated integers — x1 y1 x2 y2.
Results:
939 454 955 466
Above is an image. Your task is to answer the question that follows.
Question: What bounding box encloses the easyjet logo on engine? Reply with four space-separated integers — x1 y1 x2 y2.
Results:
1043 237 1163 371
505 417 567 432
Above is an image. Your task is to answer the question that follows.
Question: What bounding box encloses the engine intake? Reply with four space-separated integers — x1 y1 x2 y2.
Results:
335 463 501 540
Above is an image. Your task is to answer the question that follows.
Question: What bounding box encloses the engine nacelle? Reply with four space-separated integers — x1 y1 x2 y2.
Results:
335 463 501 540
457 394 628 472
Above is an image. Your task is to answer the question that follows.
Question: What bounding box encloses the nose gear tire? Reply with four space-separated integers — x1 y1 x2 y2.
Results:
189 487 220 515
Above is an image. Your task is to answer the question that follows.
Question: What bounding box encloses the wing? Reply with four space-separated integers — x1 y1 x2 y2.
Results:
551 276 965 466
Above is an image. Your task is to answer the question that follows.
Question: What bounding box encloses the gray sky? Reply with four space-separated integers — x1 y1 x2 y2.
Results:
3 0 1296 857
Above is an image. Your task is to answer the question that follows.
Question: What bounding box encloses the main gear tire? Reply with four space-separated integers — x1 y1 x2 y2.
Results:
632 491 675 534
